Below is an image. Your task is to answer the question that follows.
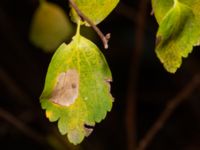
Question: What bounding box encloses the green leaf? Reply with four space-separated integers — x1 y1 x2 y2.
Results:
70 0 119 26
29 1 74 53
40 30 113 144
152 0 200 73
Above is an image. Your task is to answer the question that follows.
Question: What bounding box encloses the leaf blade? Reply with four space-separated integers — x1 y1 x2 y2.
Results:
29 1 74 52
152 0 200 73
40 34 113 144
70 0 119 25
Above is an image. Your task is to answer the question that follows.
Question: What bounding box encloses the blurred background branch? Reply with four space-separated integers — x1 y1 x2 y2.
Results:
136 73 200 150
125 0 148 150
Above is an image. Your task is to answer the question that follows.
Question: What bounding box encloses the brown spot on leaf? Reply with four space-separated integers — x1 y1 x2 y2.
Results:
84 124 94 137
49 69 79 107
150 9 154 16
105 78 114 102
105 78 112 92
71 83 77 89
156 36 162 46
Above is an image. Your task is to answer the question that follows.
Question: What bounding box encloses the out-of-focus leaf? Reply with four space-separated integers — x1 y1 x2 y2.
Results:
30 1 74 53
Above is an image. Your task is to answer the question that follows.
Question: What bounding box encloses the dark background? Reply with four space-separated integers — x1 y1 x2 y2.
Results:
0 0 200 150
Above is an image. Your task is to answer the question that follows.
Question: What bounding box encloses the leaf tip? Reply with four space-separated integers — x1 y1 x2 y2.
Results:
68 130 84 145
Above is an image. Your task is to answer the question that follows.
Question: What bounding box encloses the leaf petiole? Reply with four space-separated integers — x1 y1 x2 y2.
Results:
75 19 81 37
68 0 110 49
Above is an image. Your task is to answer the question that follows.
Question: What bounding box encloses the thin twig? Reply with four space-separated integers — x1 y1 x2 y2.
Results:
68 0 110 49
125 0 148 150
136 74 200 150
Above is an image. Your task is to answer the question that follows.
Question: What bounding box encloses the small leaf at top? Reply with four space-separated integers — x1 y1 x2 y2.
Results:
40 31 113 144
70 0 119 26
29 1 74 53
152 0 200 73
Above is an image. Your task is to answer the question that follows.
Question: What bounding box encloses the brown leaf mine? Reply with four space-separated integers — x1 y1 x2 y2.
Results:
49 69 79 107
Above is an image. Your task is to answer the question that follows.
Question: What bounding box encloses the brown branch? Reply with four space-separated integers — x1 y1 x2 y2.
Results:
136 74 200 150
125 0 148 150
68 0 110 49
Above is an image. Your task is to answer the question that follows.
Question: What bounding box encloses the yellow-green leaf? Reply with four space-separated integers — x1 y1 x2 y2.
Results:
70 0 119 26
29 1 74 53
40 31 113 144
152 0 200 73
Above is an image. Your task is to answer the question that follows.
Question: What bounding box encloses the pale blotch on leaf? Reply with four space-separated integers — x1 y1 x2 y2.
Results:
49 69 79 107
